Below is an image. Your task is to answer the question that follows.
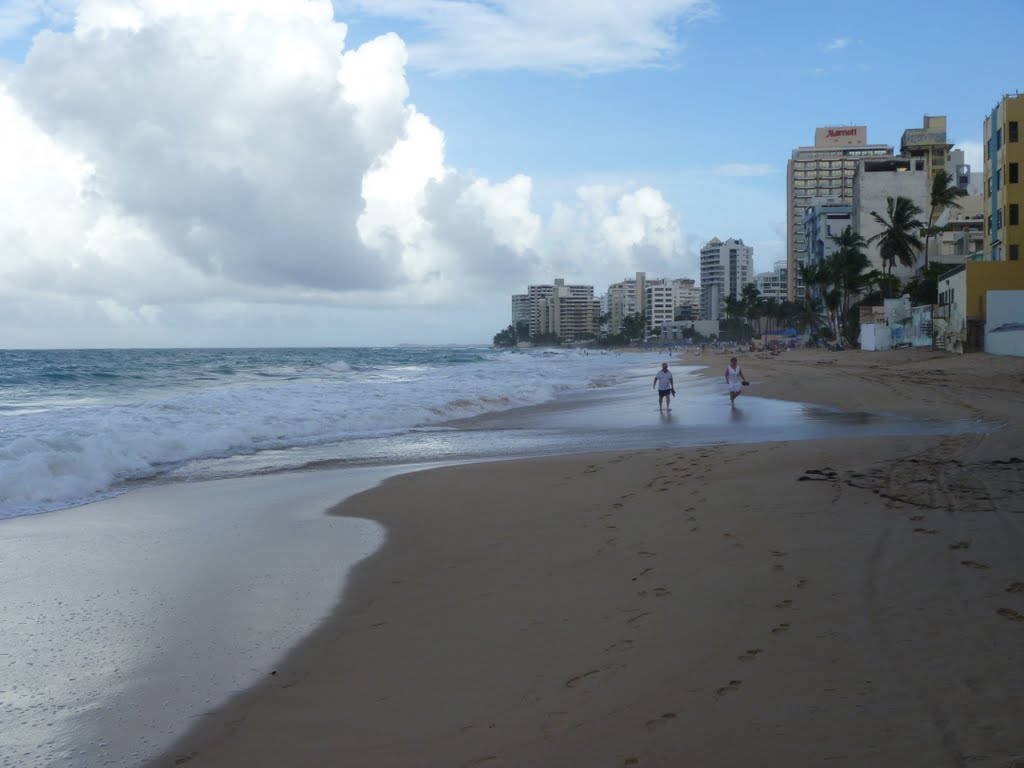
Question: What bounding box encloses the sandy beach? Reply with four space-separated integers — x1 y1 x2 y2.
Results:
153 348 1024 768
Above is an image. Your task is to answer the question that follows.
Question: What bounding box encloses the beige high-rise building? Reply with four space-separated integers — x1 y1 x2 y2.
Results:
524 279 594 337
606 272 647 337
786 127 893 298
532 278 600 341
645 278 700 333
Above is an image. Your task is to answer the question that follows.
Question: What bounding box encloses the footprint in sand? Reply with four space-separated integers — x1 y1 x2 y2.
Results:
652 586 671 598
961 560 991 570
772 564 785 572
770 550 787 558
909 514 926 521
644 712 677 731
565 669 601 688
1007 582 1024 594
624 758 640 766
738 648 763 662
605 639 635 654
913 527 938 534
949 541 972 550
796 578 808 589
716 680 743 696
625 611 652 627
996 608 1024 622
631 567 654 582
771 623 791 635
775 599 793 609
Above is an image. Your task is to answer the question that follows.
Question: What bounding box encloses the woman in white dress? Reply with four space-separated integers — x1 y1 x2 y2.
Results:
724 356 748 406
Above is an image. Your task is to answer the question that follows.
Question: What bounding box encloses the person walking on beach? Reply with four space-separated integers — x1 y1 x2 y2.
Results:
725 357 748 407
653 362 675 412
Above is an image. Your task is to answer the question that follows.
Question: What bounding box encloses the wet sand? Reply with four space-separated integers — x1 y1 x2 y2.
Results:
151 347 1024 768
0 465 417 768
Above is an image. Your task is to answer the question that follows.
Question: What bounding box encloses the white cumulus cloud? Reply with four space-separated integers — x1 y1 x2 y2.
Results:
0 0 696 345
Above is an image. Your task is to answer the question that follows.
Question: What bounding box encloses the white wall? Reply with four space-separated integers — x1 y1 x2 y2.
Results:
985 290 1024 356
854 163 930 282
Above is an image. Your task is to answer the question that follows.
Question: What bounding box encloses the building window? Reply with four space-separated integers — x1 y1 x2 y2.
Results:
1012 204 1020 226
997 127 1003 149
1011 163 1019 184
1011 121 1019 143
997 209 1003 230
1011 245 1020 261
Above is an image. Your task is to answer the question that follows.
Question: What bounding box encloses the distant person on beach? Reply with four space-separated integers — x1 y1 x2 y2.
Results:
725 357 748 406
653 362 675 412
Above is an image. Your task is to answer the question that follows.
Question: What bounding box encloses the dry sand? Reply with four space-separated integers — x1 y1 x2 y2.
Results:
154 349 1024 768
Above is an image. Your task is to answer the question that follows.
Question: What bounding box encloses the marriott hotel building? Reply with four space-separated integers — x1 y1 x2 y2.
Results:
786 126 892 299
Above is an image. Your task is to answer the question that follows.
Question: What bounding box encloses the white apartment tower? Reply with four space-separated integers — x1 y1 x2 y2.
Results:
787 126 893 298
511 294 530 331
700 238 754 321
754 261 789 302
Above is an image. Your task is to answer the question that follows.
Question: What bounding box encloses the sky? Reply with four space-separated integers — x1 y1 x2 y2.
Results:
0 0 1021 348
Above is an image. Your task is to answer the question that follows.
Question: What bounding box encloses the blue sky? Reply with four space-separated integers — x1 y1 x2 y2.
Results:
0 0 1021 347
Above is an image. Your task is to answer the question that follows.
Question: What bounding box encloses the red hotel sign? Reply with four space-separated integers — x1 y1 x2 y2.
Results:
814 125 867 147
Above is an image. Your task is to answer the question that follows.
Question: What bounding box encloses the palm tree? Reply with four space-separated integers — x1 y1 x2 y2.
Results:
826 226 871 342
922 169 967 269
741 284 762 340
868 196 925 292
793 295 825 341
763 297 780 336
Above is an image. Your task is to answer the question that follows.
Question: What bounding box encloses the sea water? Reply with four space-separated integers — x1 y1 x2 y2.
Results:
0 346 642 519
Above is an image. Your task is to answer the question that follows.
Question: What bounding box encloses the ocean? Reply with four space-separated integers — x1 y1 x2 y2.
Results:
0 346 643 520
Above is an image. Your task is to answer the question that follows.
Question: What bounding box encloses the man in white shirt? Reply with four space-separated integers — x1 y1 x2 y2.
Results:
653 362 674 412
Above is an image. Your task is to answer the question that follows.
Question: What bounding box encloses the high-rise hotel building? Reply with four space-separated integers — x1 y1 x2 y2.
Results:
786 127 892 298
984 94 1023 261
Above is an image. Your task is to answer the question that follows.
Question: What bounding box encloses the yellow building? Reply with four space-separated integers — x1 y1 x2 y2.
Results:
936 261 1024 351
983 94 1023 261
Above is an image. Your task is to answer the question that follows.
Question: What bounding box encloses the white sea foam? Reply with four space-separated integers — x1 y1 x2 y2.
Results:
0 348 645 518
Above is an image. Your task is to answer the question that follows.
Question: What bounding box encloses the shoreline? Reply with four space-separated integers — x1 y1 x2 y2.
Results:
152 348 1024 767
